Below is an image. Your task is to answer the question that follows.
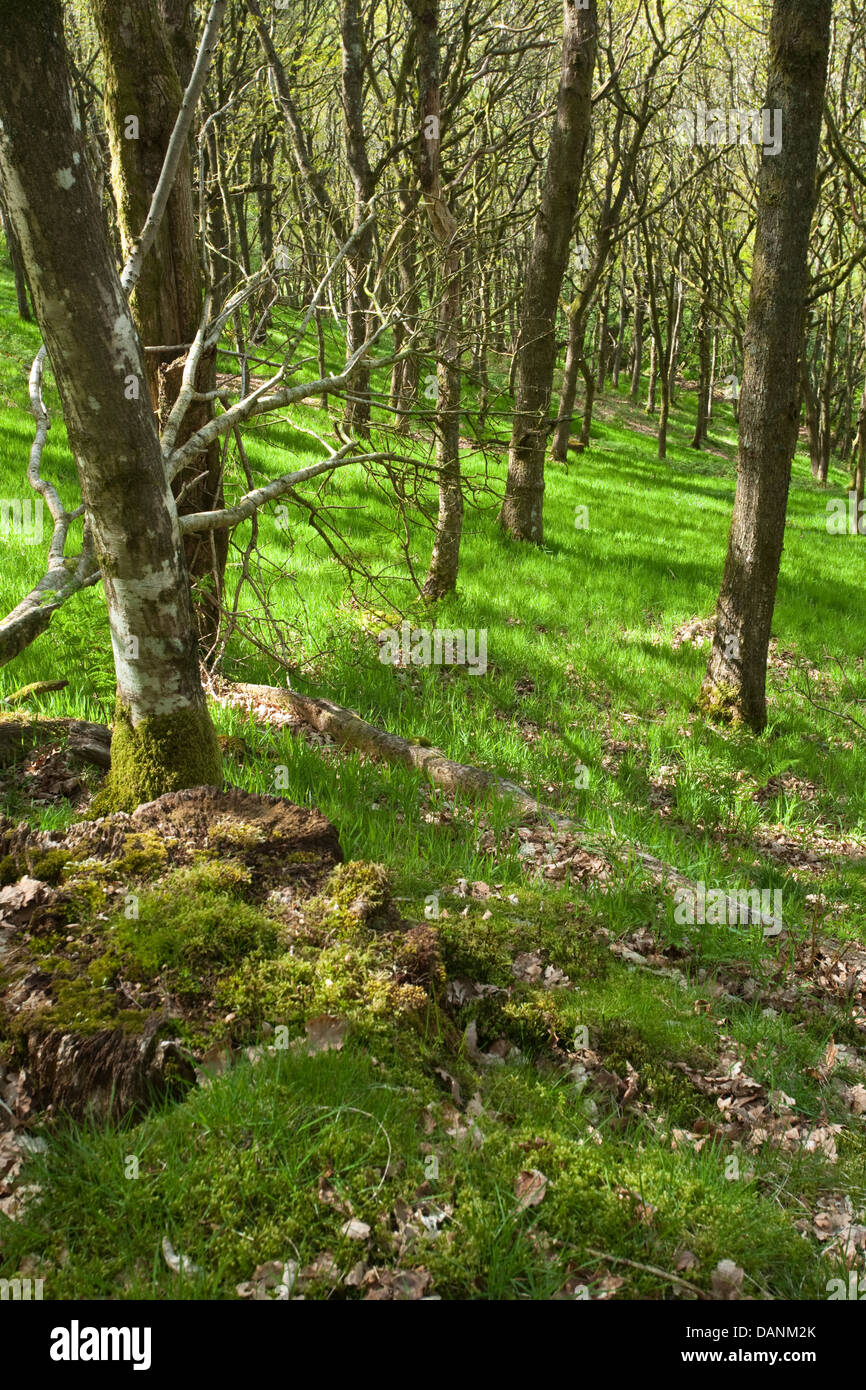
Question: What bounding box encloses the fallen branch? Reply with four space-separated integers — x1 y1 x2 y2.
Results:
216 681 784 935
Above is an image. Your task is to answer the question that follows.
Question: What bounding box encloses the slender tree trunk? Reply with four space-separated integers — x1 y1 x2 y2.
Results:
392 188 421 434
646 335 657 414
692 291 711 450
702 0 832 731
853 293 866 523
0 199 31 320
0 0 221 807
707 328 717 421
551 307 583 460
629 281 644 404
410 0 463 600
499 0 597 543
594 273 612 393
340 0 375 435
611 260 628 390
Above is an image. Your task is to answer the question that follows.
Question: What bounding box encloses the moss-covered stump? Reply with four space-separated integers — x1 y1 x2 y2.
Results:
64 786 343 895
24 1016 195 1120
0 788 347 1122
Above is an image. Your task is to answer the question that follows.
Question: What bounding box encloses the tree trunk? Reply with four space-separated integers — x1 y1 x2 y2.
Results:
91 0 227 653
853 293 866 523
551 307 583 460
611 260 629 391
0 198 31 320
702 0 832 731
410 0 463 600
692 293 711 450
646 334 657 414
392 187 421 434
629 282 644 404
340 0 375 435
594 273 612 393
0 0 221 807
499 0 597 543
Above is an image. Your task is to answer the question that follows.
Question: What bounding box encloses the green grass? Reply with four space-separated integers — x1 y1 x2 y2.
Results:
2 248 865 1300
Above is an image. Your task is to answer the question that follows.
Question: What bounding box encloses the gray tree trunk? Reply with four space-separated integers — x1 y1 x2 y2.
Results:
499 0 597 543
0 0 221 807
702 0 832 730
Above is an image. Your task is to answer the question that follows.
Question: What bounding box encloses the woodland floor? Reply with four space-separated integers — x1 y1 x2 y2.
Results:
0 255 865 1300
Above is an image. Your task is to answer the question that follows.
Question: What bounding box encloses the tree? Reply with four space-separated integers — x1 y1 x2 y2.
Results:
701 0 832 731
498 0 597 544
409 0 463 600
90 0 228 650
0 0 223 806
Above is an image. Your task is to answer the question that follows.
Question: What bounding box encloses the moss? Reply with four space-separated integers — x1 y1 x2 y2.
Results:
0 854 20 886
9 975 151 1039
91 699 222 815
209 818 263 850
113 861 278 984
60 872 110 919
218 943 429 1040
438 897 605 988
698 678 743 726
595 1020 712 1126
110 831 168 877
309 861 395 935
26 849 72 885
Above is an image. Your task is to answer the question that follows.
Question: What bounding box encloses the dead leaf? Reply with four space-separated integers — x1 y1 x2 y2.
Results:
341 1219 371 1241
711 1258 744 1300
305 1015 347 1054
162 1236 201 1279
515 1168 548 1210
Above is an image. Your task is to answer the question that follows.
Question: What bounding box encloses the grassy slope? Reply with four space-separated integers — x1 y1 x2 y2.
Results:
1 252 864 1299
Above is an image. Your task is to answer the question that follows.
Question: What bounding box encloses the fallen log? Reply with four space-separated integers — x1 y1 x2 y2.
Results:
0 716 112 770
217 681 785 937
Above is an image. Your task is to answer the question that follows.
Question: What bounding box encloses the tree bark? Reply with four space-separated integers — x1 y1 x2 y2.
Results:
499 0 597 543
91 0 227 652
0 0 221 807
702 0 832 731
410 0 464 600
340 0 376 435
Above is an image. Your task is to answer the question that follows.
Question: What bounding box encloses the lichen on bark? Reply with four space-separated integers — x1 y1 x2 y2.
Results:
92 699 222 814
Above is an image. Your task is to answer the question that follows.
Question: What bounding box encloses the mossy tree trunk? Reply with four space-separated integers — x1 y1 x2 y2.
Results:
0 0 222 809
91 0 227 653
702 0 832 731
